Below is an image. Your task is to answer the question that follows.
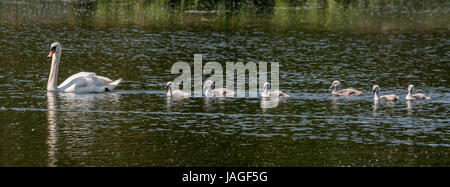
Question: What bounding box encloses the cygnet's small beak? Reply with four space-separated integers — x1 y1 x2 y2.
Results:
330 85 334 90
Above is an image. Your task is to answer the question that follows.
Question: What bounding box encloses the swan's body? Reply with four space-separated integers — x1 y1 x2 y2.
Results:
203 80 236 97
166 82 190 98
261 82 290 98
379 94 399 101
406 85 431 100
372 85 399 101
46 42 122 93
330 80 363 96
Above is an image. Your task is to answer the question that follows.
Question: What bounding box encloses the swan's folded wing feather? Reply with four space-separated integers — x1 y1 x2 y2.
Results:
172 90 190 98
58 72 96 88
58 76 87 92
339 88 363 96
413 93 431 100
268 90 290 98
212 88 236 97
381 94 399 101
96 75 113 84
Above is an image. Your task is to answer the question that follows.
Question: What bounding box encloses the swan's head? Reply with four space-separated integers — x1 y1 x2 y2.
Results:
48 42 62 58
204 80 214 90
372 85 380 94
263 82 270 90
330 80 341 90
165 82 173 89
408 84 414 93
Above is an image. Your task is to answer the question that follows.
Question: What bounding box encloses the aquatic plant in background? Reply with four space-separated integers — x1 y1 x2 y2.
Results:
0 0 448 32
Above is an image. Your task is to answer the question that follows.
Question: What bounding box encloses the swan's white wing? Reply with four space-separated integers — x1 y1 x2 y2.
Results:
271 90 290 97
172 90 190 98
413 93 431 100
57 72 107 93
213 88 236 97
338 88 363 96
96 75 113 84
58 72 96 88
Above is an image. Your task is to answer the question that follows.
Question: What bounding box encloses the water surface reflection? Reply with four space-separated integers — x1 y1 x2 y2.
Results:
0 18 448 166
46 92 57 167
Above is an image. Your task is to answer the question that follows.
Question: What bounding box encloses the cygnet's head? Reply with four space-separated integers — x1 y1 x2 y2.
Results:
408 84 414 93
263 82 270 90
165 82 173 89
372 85 380 94
204 80 214 90
330 80 341 89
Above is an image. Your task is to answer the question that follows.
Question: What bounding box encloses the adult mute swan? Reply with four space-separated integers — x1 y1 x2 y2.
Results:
261 82 290 98
165 82 190 98
46 42 122 93
330 80 363 96
406 84 431 100
372 85 399 101
203 80 236 97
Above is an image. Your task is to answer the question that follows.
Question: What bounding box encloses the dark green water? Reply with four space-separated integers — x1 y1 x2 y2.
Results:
0 0 449 166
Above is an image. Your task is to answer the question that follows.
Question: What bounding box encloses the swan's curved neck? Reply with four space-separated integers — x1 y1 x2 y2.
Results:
332 86 340 95
47 52 61 92
374 91 380 101
332 88 337 95
168 85 173 96
205 85 213 96
262 86 269 95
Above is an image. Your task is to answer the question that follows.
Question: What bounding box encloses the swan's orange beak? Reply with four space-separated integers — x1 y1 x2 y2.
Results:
47 50 55 58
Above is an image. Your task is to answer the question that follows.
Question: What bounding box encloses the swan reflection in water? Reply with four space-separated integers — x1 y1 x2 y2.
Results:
372 99 399 112
203 97 231 111
46 92 121 166
46 92 58 167
260 97 283 112
166 96 188 112
371 99 400 117
383 100 399 107
204 97 215 111
330 96 355 114
331 96 339 112
57 92 121 110
406 100 425 116
407 100 413 116
372 100 380 114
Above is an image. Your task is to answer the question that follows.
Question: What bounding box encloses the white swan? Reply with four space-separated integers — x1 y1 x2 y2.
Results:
372 85 399 101
330 80 363 96
261 82 290 98
46 42 122 93
165 82 190 98
406 84 431 100
203 80 236 97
